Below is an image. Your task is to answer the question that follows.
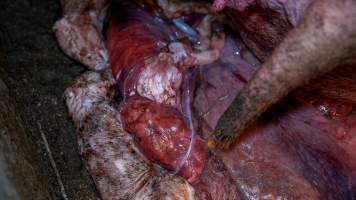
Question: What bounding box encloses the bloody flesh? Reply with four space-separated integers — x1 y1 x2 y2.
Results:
107 1 210 183
121 96 207 183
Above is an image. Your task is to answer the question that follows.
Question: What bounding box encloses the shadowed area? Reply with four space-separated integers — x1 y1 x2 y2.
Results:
0 0 99 199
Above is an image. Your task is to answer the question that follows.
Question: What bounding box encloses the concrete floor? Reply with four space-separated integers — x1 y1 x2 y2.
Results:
0 0 100 199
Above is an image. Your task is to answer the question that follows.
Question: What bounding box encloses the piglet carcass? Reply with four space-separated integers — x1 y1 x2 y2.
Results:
57 0 356 199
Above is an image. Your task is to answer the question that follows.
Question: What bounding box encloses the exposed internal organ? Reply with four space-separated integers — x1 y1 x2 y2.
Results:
121 96 207 183
106 0 225 182
107 2 224 105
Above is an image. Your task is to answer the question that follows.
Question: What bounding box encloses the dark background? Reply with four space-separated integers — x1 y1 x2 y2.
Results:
0 0 99 199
